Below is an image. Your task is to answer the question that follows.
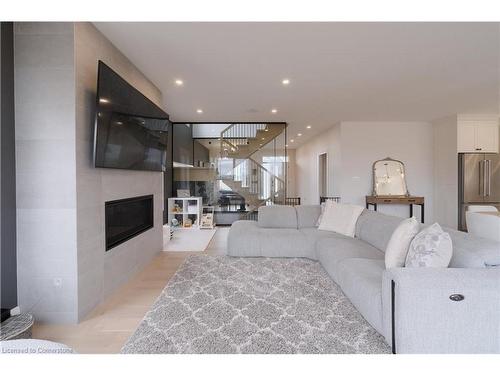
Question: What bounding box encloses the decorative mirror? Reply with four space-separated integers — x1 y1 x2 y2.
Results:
372 157 409 197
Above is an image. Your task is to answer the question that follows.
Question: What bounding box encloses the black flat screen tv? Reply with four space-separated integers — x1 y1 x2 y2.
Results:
93 61 170 172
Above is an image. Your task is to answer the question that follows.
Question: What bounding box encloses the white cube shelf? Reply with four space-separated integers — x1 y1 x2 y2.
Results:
167 197 203 228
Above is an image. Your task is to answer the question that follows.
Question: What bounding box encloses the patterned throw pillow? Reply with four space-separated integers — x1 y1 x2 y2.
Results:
405 223 453 268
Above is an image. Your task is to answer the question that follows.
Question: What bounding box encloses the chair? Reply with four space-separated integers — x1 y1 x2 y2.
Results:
466 207 500 242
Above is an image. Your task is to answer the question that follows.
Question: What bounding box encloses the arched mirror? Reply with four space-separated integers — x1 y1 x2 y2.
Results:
372 157 409 197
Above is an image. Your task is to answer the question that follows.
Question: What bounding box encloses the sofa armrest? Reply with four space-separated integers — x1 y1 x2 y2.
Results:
227 220 261 257
382 267 500 353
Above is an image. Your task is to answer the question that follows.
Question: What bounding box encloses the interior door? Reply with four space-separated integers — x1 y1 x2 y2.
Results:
463 154 485 203
318 153 328 199
484 153 500 203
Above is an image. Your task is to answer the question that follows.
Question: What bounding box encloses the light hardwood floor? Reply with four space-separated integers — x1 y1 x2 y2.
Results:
32 227 229 354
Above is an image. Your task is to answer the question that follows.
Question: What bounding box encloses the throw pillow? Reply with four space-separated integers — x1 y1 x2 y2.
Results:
384 217 420 268
318 201 364 237
315 201 327 227
405 223 453 268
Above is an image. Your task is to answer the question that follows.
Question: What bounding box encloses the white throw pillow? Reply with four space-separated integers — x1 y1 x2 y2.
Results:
318 201 364 237
384 217 420 269
405 223 453 268
315 201 327 227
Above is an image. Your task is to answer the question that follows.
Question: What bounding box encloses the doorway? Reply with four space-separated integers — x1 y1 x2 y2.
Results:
318 153 328 200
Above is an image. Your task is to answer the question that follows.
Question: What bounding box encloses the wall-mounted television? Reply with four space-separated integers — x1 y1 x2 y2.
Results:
93 61 170 172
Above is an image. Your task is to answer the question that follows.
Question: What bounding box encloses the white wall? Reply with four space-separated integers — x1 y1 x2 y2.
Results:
295 123 341 205
340 122 434 223
15 23 78 323
74 23 164 320
15 22 164 323
432 115 458 229
295 121 434 223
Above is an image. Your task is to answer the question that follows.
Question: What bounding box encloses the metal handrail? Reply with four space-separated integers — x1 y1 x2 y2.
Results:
320 196 341 203
220 123 269 157
285 197 301 206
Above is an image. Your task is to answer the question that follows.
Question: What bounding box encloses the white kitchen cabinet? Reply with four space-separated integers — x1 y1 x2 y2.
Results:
458 120 499 153
457 122 476 152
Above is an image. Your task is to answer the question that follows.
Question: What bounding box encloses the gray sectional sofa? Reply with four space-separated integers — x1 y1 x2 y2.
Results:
227 205 500 354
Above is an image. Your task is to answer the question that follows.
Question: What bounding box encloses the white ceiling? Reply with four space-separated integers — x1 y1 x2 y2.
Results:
94 22 499 148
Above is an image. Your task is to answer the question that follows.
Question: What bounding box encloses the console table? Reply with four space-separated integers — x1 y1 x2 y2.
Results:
365 196 425 223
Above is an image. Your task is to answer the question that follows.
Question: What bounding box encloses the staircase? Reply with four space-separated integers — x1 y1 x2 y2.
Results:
218 123 286 213
221 123 286 160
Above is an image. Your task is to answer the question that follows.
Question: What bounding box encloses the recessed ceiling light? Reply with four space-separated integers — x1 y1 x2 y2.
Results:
175 79 184 86
285 144 289 147
297 133 302 137
196 109 203 114
306 125 312 129
261 137 265 140
282 79 290 85
290 139 294 143
99 98 109 103
271 109 278 114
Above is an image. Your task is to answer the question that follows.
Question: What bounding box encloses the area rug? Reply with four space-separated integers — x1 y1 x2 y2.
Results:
121 255 391 354
163 227 217 252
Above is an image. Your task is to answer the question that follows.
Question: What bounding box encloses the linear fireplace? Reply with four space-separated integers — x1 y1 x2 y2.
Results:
105 195 154 251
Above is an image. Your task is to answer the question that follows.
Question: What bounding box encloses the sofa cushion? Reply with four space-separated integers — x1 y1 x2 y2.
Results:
445 228 500 268
336 258 385 334
299 227 348 241
258 205 297 229
355 210 404 252
296 205 321 228
227 220 316 259
259 228 316 259
316 236 384 284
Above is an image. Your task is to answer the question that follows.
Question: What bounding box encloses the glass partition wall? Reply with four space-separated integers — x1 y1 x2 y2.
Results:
171 122 287 225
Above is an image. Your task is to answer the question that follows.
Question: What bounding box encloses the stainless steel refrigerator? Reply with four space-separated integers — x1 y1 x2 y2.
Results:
458 153 500 231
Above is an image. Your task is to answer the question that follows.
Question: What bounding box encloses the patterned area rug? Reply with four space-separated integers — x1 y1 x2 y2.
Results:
121 255 391 354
